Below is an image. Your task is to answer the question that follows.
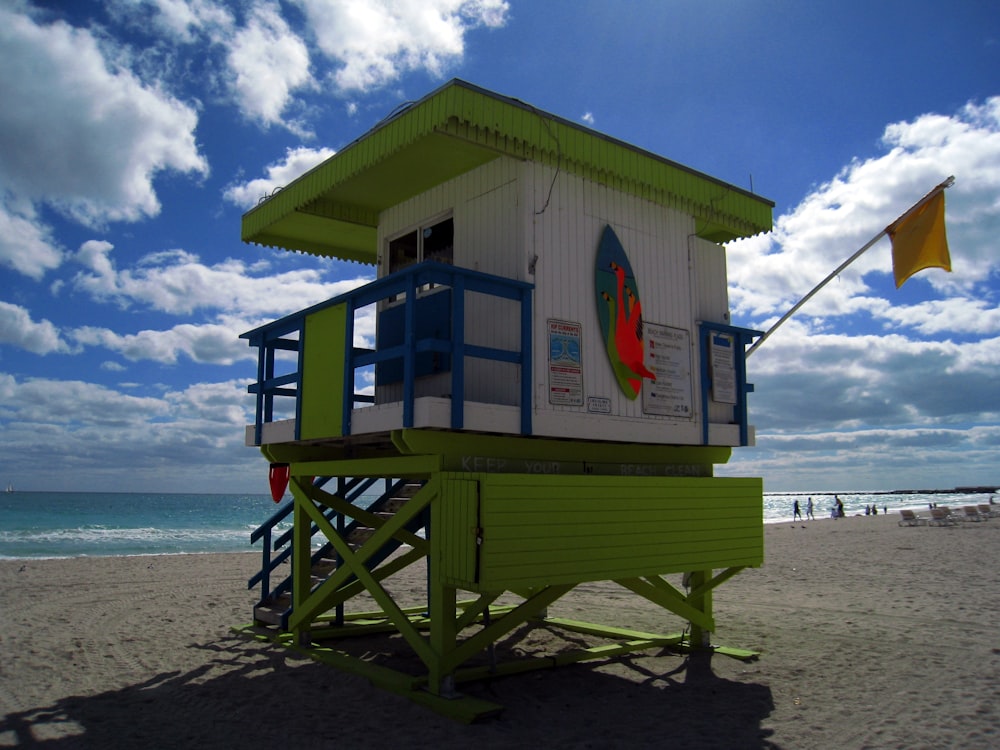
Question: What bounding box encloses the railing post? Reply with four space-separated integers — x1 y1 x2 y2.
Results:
342 298 356 437
294 320 306 441
520 289 532 435
259 526 272 602
403 276 416 428
451 274 465 430
253 335 265 446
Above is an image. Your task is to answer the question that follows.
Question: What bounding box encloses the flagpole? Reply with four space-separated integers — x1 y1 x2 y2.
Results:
744 176 954 359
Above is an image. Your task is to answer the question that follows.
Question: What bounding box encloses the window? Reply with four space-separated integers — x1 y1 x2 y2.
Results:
387 216 453 274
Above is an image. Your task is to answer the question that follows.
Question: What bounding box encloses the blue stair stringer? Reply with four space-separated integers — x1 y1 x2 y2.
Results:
249 476 427 630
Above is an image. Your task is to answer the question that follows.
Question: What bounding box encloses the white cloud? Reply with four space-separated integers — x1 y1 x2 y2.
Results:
727 92 1000 494
0 301 71 355
728 96 1000 328
71 240 370 316
872 297 1000 337
0 5 209 227
721 423 1000 492
112 1 312 133
54 239 378 366
224 146 336 209
112 0 234 43
296 0 509 91
71 322 252 366
225 1 314 129
0 373 170 427
0 373 262 490
0 198 63 279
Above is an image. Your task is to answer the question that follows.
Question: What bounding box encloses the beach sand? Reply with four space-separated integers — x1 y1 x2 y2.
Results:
2 512 998 748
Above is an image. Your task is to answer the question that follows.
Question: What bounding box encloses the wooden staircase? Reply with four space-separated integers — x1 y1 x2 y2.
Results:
252 480 423 628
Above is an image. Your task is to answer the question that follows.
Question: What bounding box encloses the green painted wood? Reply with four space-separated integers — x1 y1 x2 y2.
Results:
687 566 745 600
440 584 574 674
289 638 504 723
309 486 428 552
427 577 458 696
616 577 714 632
291 484 313 641
434 476 479 586
303 479 438 598
242 80 773 262
300 303 346 440
290 454 442 479
542 617 686 643
435 474 763 591
292 494 437 668
319 546 427 611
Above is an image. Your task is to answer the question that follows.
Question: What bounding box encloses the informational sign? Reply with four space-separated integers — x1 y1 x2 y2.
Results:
710 332 738 404
547 319 583 406
587 396 611 414
642 323 693 418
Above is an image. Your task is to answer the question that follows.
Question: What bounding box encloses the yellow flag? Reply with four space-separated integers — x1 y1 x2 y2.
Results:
886 190 951 288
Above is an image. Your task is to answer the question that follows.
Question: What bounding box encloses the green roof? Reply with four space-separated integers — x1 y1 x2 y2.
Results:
242 80 773 264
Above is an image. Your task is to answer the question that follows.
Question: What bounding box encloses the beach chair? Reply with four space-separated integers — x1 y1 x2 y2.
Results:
960 506 986 522
928 507 958 526
977 504 998 519
897 509 927 526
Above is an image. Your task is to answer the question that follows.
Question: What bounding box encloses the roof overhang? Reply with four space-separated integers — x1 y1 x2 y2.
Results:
242 80 774 264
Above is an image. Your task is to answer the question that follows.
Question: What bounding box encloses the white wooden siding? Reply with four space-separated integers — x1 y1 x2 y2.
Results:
526 163 715 444
375 158 524 406
369 157 742 445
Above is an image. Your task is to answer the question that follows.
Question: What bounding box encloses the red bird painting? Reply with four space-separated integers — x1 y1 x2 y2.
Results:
595 225 656 399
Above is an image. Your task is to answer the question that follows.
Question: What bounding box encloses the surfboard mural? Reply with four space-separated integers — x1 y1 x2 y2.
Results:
595 225 656 400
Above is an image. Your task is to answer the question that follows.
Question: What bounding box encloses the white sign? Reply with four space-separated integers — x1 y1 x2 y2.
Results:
547 319 583 406
710 332 738 404
587 396 611 414
642 323 693 418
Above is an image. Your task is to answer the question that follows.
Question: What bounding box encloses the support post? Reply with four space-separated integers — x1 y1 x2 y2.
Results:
428 495 458 696
687 569 713 647
291 481 313 646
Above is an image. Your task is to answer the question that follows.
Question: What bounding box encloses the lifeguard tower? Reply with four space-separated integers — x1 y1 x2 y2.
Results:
241 80 773 719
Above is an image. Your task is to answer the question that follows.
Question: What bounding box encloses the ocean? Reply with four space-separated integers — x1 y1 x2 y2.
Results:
1 489 995 560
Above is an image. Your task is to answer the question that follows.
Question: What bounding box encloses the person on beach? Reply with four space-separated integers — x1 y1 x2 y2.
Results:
793 500 802 521
872 505 877 516
806 497 815 520
836 496 844 518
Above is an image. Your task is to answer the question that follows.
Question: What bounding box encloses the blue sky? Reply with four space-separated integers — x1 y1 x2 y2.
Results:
1 0 998 493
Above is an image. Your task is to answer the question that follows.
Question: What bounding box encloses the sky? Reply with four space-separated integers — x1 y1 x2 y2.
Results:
1 0 998 494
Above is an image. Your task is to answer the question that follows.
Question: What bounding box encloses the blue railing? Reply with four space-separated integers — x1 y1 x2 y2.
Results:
248 477 427 627
242 261 534 445
697 321 761 446
248 476 380 604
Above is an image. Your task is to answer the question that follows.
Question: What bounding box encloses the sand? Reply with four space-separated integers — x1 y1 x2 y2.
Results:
1 511 998 749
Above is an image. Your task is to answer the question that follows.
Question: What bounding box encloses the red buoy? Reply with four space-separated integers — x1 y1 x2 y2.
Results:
268 463 290 503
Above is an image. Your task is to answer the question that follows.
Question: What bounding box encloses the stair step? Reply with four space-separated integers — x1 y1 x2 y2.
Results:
380 497 410 513
253 594 291 626
312 559 337 576
348 526 376 545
